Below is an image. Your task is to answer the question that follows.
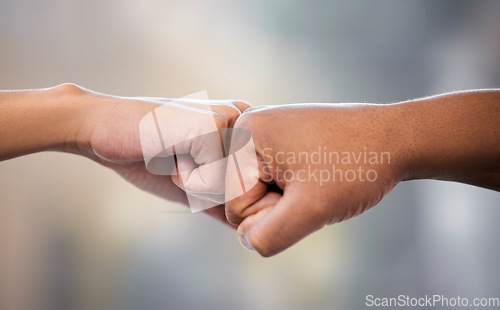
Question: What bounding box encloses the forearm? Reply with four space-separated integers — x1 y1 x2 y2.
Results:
397 89 500 190
0 84 92 160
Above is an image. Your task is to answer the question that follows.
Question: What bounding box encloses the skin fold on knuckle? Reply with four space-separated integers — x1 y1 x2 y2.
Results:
232 100 252 113
225 207 243 226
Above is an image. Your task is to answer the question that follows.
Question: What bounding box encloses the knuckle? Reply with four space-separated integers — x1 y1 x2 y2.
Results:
211 104 245 128
225 207 243 226
233 105 269 130
231 100 252 112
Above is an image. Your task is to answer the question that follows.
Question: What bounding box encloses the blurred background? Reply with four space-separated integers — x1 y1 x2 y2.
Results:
1 0 499 309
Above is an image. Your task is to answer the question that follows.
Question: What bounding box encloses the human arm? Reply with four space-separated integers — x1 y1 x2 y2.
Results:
225 89 500 256
0 84 93 160
0 84 250 225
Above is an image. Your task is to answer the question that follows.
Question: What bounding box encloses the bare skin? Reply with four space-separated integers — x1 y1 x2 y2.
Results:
0 83 250 226
226 90 500 257
1 85 499 256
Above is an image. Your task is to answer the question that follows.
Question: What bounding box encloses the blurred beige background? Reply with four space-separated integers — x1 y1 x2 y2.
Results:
1 1 499 309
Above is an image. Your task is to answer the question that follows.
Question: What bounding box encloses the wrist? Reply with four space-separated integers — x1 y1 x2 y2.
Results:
0 83 99 160
43 84 101 156
391 91 500 189
384 102 421 182
388 98 446 183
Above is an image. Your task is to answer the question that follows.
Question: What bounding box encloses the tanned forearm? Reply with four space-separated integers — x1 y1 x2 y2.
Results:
397 89 500 191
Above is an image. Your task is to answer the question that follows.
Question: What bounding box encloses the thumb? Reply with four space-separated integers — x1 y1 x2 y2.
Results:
237 182 328 257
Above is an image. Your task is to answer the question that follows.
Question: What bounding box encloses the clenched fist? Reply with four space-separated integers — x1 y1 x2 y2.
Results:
225 90 500 256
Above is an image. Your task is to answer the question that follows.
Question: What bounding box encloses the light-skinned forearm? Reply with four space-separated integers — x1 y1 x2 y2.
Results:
0 84 95 160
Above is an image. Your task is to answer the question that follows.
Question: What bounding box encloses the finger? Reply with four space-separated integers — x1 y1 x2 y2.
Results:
141 99 249 178
207 101 252 131
237 205 274 251
171 154 195 190
225 154 272 224
237 182 328 257
211 100 252 114
224 126 264 224
172 154 226 212
232 100 252 113
225 179 268 225
172 154 225 194
238 191 281 219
